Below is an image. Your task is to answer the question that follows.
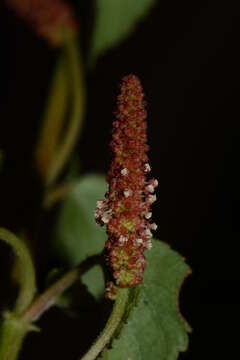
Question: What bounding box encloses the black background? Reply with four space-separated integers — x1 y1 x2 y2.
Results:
0 0 240 358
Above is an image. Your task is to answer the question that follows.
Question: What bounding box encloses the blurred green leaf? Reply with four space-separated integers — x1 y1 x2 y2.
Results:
89 0 156 65
101 239 191 360
53 174 107 266
81 264 105 301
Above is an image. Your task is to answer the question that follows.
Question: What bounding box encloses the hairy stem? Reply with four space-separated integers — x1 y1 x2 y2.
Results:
81 288 129 360
0 228 36 314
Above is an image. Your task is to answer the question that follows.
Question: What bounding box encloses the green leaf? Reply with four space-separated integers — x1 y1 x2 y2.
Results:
81 264 105 301
53 174 107 266
89 0 156 65
101 239 191 360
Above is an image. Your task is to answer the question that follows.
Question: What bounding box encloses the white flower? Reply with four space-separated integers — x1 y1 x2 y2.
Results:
96 200 105 209
144 163 151 172
136 238 143 245
145 212 152 219
121 168 128 176
146 240 152 250
119 235 128 244
146 184 154 193
145 228 152 238
151 223 158 230
102 215 110 224
124 189 132 198
149 194 157 203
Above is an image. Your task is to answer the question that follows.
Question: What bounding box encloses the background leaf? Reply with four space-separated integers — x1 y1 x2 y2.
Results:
53 174 107 300
53 174 107 266
89 0 156 65
81 264 105 301
101 239 191 360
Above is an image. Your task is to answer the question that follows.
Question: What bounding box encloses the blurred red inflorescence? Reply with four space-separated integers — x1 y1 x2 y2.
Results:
7 0 77 45
95 75 158 298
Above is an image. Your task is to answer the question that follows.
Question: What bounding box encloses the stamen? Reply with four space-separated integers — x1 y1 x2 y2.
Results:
149 194 157 203
124 189 132 198
121 168 128 176
146 184 154 193
145 212 152 219
144 163 151 172
151 223 158 231
146 240 152 250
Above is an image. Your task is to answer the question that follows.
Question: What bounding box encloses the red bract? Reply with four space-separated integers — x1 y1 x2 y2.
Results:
7 0 77 45
95 75 158 298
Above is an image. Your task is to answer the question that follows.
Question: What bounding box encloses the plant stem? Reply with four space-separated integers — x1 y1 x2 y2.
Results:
0 313 34 360
43 180 74 209
0 255 100 360
22 255 100 322
81 288 129 360
46 36 85 186
0 228 36 314
23 267 79 322
35 55 69 180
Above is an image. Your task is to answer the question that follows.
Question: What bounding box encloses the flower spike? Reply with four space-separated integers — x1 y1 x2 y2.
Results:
7 0 77 45
95 75 158 298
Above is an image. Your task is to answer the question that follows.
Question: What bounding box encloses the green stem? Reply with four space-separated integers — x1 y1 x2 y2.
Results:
46 37 85 186
0 255 100 360
23 255 100 323
81 288 129 360
0 312 34 360
23 267 79 322
35 55 69 180
0 228 36 314
43 180 75 209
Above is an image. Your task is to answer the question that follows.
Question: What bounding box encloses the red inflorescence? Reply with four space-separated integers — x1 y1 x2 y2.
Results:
7 0 77 45
95 75 158 298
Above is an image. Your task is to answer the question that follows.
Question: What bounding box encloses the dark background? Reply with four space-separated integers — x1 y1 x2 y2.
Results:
1 0 240 358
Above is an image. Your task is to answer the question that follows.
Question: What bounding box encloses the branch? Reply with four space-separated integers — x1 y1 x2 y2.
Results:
22 255 100 323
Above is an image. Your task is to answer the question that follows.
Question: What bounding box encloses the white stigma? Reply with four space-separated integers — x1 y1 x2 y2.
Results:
119 235 128 244
146 240 152 250
96 200 105 209
102 215 110 224
100 209 112 224
136 238 143 245
153 179 159 187
124 189 132 198
145 228 153 238
121 168 128 176
145 212 152 219
146 184 154 193
149 194 157 204
151 223 158 231
144 163 151 173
